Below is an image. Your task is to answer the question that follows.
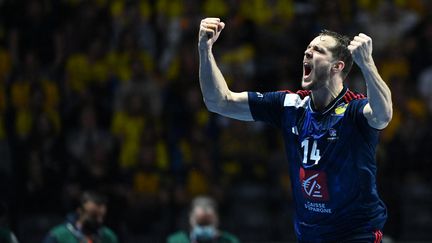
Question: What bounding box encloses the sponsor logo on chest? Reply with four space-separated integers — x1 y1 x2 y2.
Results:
300 168 330 201
299 168 332 214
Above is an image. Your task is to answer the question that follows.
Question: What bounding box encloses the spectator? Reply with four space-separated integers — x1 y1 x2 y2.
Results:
167 196 239 243
43 191 118 243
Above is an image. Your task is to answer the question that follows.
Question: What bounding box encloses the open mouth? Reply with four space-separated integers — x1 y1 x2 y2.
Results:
303 62 313 79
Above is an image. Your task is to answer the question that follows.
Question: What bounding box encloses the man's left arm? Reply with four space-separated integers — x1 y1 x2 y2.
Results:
348 33 393 129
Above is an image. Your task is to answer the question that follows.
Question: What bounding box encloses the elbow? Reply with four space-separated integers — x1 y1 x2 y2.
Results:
203 98 223 114
382 103 393 123
204 95 234 115
203 91 234 114
380 114 392 127
377 106 393 128
204 102 218 113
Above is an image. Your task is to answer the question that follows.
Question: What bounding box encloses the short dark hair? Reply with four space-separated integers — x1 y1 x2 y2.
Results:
80 191 107 208
320 29 353 80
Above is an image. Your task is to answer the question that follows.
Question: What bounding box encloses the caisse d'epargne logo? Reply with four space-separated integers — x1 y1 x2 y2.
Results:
300 168 329 201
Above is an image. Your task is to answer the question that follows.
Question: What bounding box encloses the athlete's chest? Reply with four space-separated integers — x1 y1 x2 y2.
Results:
282 102 351 168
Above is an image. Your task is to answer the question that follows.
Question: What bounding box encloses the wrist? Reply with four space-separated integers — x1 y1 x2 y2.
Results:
358 57 376 71
198 40 212 52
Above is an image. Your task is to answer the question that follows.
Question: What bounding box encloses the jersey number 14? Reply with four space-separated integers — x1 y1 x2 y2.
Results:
301 139 321 167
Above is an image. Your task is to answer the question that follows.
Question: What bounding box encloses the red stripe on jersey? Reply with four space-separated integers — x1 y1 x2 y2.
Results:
343 92 351 103
296 90 312 99
278 89 365 102
344 90 366 103
374 230 383 243
357 93 366 99
278 89 312 99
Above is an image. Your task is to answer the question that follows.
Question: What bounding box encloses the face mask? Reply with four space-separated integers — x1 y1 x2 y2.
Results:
81 218 102 235
190 225 217 243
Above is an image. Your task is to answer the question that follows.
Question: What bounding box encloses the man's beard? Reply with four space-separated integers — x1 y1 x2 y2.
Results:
302 68 330 90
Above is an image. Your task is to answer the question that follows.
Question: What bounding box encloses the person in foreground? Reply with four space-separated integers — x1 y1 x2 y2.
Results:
198 17 392 242
167 196 239 243
43 191 118 243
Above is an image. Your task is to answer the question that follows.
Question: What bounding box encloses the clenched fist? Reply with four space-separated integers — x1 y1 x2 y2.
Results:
198 18 225 50
348 33 373 69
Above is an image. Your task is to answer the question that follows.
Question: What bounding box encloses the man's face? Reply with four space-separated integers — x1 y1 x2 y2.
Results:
191 207 217 227
190 207 218 242
79 201 107 227
302 35 338 90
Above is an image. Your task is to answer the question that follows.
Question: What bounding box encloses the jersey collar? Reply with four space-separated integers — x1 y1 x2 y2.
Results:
308 86 348 115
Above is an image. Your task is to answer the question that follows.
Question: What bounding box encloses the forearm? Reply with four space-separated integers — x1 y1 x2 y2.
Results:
361 60 393 122
198 47 232 110
349 33 393 127
197 18 252 121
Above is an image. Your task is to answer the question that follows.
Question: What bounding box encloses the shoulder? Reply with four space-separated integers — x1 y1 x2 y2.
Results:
280 90 310 108
48 224 70 236
343 89 368 112
277 89 311 98
295 89 312 99
100 226 119 242
343 89 366 103
167 231 189 243
44 224 72 243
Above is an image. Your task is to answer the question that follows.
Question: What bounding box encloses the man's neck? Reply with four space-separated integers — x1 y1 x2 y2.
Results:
310 82 344 111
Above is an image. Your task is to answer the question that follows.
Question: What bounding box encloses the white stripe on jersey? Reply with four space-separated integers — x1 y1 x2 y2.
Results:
284 93 310 108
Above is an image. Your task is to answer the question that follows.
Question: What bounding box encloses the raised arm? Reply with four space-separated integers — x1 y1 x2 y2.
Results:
348 33 393 129
198 18 253 121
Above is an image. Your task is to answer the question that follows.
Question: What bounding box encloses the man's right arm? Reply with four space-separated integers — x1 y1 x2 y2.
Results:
198 18 253 121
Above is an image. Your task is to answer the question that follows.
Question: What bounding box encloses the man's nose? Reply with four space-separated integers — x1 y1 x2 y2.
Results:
304 50 312 59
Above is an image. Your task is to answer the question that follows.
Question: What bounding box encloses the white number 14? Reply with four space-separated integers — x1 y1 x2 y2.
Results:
301 139 321 166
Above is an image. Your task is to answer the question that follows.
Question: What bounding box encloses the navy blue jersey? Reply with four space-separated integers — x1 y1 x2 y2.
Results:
248 87 387 242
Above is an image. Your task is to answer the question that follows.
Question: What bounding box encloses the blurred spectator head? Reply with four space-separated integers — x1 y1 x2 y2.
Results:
189 196 219 242
76 191 108 235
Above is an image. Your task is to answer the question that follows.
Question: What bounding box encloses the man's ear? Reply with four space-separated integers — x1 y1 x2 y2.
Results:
332 61 345 73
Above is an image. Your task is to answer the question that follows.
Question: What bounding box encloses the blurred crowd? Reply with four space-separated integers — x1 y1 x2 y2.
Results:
0 0 431 242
